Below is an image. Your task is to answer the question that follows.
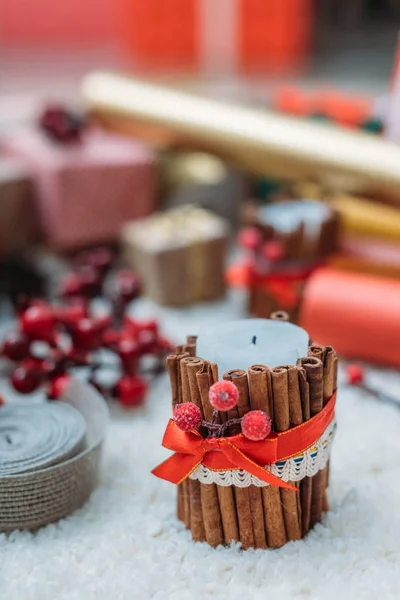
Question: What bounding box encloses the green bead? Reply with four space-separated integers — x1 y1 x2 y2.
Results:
361 117 383 135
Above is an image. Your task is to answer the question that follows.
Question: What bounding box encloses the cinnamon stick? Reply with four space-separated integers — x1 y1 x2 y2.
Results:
248 364 286 548
301 356 324 528
181 357 206 542
271 366 301 541
270 310 289 322
235 367 267 549
166 352 190 524
223 370 255 550
182 343 196 356
196 361 224 547
321 346 338 513
297 364 312 536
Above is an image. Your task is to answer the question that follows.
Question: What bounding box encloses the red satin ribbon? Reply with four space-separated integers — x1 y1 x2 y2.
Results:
152 392 336 492
226 261 322 309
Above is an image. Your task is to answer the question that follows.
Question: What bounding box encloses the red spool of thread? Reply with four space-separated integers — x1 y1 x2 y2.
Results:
300 267 400 367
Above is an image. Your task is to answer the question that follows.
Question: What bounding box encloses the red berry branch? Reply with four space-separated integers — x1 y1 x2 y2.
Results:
1 247 174 407
173 381 272 441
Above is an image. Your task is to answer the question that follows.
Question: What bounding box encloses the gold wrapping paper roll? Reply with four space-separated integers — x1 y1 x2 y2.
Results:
329 194 400 241
82 72 400 205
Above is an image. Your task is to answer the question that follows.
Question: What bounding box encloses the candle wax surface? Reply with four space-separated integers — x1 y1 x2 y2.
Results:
258 199 330 238
195 319 309 378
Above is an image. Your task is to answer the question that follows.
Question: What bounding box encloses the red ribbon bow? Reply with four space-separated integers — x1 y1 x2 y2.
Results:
152 393 336 492
226 260 323 309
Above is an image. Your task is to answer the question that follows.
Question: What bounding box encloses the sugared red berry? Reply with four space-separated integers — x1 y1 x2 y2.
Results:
114 270 140 304
71 318 100 351
241 410 271 441
261 240 285 262
77 265 102 297
137 320 159 354
209 380 239 411
48 374 70 400
21 305 56 342
81 247 114 274
102 328 121 347
117 338 140 371
56 302 87 326
238 227 262 251
114 375 148 407
11 363 41 394
346 363 364 386
60 273 85 298
174 402 202 431
2 332 31 361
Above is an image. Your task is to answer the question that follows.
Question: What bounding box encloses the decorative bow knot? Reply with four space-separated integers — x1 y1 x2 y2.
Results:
152 392 336 492
226 260 323 309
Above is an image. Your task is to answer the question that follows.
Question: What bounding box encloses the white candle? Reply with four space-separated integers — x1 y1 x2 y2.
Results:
258 200 330 239
196 319 309 377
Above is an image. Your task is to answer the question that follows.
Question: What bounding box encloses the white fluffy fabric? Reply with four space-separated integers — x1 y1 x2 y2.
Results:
1 291 400 599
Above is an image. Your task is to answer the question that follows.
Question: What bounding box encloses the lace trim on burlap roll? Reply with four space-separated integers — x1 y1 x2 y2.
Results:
189 419 336 488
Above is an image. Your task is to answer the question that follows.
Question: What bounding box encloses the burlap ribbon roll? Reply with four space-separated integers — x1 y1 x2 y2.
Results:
0 379 108 532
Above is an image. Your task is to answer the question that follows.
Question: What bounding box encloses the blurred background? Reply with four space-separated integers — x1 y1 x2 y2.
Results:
1 0 400 405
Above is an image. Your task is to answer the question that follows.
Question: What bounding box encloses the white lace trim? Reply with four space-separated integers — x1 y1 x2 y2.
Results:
189 419 336 488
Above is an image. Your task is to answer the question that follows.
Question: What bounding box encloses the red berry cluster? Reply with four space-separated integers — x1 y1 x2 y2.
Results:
1 247 174 407
173 380 272 441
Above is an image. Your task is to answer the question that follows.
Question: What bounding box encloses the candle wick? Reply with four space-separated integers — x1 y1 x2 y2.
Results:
251 335 257 345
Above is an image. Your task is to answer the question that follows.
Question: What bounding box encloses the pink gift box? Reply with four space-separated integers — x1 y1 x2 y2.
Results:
2 128 156 250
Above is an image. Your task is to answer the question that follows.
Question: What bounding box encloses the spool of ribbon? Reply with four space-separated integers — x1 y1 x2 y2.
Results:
0 379 108 532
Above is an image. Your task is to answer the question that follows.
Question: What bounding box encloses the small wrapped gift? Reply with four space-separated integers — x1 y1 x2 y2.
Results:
160 151 248 229
0 158 41 254
2 124 156 251
121 206 229 305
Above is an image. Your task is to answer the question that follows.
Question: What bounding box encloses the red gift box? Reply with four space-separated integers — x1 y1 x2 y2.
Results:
119 0 313 74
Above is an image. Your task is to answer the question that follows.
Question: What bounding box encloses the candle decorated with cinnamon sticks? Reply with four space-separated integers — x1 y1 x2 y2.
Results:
233 200 340 323
153 319 338 549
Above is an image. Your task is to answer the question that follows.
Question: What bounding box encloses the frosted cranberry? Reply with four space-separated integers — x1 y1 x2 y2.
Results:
346 364 364 386
86 247 115 274
78 265 102 297
71 318 100 351
117 338 140 371
137 320 159 354
102 328 121 347
174 403 202 431
241 410 271 441
21 305 56 342
11 363 41 394
261 240 284 262
60 273 85 298
238 227 262 251
209 380 239 411
2 332 31 361
48 374 70 400
56 302 87 326
114 376 148 407
114 270 140 304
